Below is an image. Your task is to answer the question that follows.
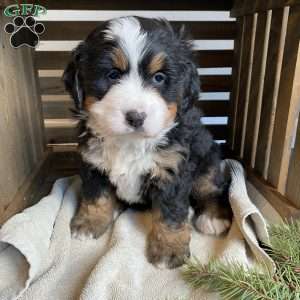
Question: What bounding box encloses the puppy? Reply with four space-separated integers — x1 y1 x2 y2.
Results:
64 17 232 269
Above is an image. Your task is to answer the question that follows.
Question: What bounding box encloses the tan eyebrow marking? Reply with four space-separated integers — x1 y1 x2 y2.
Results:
111 47 128 71
148 52 166 74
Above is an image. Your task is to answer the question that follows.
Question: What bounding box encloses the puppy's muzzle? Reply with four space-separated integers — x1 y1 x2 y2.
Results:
125 110 147 129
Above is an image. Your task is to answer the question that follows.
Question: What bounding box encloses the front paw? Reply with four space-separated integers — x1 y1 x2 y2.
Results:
195 212 231 235
70 214 110 240
147 222 191 269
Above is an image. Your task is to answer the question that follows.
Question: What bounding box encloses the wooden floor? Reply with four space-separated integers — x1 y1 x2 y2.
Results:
32 150 81 206
0 149 80 226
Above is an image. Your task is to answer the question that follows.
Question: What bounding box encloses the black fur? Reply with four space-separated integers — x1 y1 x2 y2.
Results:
80 161 113 201
64 17 230 231
143 107 227 226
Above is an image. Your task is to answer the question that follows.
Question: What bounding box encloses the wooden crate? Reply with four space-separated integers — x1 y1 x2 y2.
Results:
0 13 46 224
0 0 300 225
229 0 300 215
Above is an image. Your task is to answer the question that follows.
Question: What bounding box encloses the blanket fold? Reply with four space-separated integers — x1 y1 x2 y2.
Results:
0 160 277 300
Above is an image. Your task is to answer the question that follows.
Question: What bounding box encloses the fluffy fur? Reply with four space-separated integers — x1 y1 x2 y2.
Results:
64 16 232 269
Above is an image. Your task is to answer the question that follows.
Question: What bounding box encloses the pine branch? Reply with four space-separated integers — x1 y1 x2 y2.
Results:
267 221 300 291
182 258 293 300
182 220 300 300
268 220 300 265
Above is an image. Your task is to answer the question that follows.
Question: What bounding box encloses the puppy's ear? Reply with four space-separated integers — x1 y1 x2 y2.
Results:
180 60 200 112
176 26 200 112
63 43 85 110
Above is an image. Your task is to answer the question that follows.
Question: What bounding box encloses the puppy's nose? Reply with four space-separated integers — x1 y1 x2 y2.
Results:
125 110 147 128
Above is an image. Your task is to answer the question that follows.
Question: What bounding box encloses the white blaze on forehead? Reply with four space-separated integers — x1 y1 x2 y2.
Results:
93 17 175 140
104 17 147 68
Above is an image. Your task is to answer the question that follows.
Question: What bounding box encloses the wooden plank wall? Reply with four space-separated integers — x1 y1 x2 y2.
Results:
32 1 235 144
36 0 233 11
229 1 300 210
0 13 46 223
286 47 300 207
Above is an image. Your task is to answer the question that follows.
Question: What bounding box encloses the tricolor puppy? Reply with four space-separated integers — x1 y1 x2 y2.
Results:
64 16 232 269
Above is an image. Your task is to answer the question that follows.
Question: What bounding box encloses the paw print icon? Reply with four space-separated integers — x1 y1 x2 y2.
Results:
4 16 45 48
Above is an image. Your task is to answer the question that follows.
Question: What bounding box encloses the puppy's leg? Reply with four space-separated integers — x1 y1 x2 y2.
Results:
146 168 192 269
191 165 232 235
71 163 121 239
147 210 191 269
71 191 120 239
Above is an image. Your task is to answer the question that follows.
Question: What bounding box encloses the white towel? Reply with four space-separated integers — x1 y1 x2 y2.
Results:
0 160 277 300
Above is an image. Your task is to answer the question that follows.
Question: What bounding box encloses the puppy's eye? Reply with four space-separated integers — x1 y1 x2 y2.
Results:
152 72 167 85
107 69 121 80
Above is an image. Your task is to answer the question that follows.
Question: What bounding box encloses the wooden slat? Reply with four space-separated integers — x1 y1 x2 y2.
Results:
233 14 257 157
44 119 78 128
208 125 228 140
255 8 289 177
35 50 234 70
231 0 300 17
35 52 71 70
196 76 231 92
42 100 73 119
268 6 300 194
40 77 65 95
228 17 245 150
243 11 271 167
239 14 258 159
38 0 233 10
0 13 45 210
46 127 78 144
286 115 300 207
39 75 232 95
194 51 234 68
195 100 229 116
42 95 71 101
41 21 236 40
45 124 227 144
247 168 300 219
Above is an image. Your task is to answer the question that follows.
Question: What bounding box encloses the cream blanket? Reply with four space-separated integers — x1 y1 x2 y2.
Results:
0 160 279 300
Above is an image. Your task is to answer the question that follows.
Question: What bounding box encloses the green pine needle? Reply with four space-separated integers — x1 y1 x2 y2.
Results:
182 220 300 300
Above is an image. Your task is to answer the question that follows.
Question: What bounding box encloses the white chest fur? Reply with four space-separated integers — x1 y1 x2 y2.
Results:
81 136 159 204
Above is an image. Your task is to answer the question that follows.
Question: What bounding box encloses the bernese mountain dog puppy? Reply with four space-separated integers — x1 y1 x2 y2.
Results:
63 16 232 269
